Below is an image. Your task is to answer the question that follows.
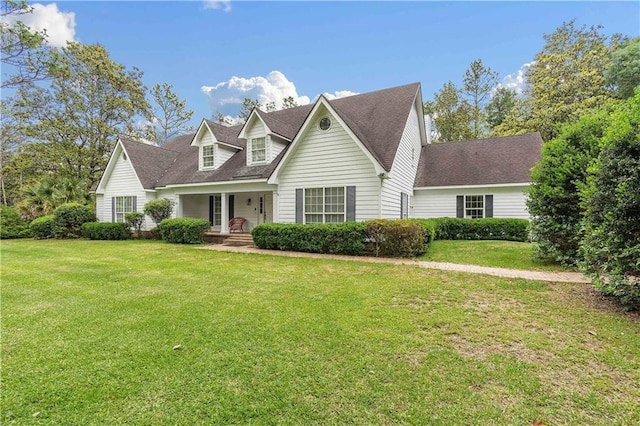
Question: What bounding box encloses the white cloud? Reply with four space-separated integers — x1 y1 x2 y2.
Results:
2 3 76 48
497 62 535 95
322 90 359 100
203 1 232 12
201 71 312 117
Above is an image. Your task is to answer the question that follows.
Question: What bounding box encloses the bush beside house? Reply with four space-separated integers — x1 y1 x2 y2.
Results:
81 222 131 240
252 218 527 258
158 218 210 244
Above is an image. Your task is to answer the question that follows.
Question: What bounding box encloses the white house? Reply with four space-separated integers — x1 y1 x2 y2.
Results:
94 83 542 232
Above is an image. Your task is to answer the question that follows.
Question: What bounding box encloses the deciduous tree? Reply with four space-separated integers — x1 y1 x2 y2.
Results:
423 81 473 142
486 87 516 131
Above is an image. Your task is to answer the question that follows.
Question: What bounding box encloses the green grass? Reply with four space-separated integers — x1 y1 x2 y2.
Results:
420 240 569 271
2 240 639 424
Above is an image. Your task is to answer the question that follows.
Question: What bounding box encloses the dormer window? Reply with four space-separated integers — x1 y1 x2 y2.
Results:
202 145 215 168
251 137 266 163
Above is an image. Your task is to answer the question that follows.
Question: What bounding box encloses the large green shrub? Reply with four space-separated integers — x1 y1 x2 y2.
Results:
144 198 174 226
527 110 611 264
579 93 640 310
30 215 59 239
53 203 97 238
430 218 530 242
0 206 33 239
366 220 425 258
159 218 210 244
81 222 131 240
252 222 368 255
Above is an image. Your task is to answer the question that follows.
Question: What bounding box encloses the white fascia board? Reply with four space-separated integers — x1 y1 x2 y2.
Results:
238 109 272 139
95 139 123 193
413 182 531 191
217 141 242 151
157 178 269 189
268 96 385 184
413 85 428 146
191 120 218 146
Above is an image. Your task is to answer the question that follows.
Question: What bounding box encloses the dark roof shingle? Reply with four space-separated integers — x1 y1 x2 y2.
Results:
414 133 543 187
119 137 181 189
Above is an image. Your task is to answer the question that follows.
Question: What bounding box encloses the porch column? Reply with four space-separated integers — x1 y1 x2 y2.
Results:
272 191 279 223
220 193 229 234
175 194 183 218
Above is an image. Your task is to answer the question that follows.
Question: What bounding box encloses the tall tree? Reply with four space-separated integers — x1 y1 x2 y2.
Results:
1 0 52 88
4 42 149 194
462 59 499 138
281 96 298 109
423 81 473 142
486 87 517 131
496 21 613 140
238 97 262 123
147 83 195 144
606 37 640 99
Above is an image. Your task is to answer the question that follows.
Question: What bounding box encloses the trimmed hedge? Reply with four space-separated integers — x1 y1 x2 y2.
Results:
81 222 131 240
252 222 368 255
252 217 530 258
366 219 425 257
419 218 530 242
159 218 210 244
0 206 33 239
30 215 58 239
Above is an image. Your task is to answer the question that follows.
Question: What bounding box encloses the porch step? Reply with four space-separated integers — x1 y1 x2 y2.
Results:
222 233 254 247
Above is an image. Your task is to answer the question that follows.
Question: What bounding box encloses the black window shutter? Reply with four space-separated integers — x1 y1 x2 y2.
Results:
346 186 356 221
228 195 235 220
456 195 464 218
295 189 303 223
209 196 214 225
133 196 137 212
112 197 116 222
485 195 493 218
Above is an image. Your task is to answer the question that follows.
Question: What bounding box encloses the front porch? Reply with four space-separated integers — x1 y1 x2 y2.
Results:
203 231 254 247
175 190 275 234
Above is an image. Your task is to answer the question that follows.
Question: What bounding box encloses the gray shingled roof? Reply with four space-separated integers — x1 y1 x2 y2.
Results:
414 133 543 187
119 83 421 188
330 82 420 170
119 137 181 189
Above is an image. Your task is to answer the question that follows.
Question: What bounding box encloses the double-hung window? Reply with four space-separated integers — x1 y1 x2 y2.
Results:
202 145 215 168
115 196 135 222
305 187 345 224
465 195 484 218
251 137 266 163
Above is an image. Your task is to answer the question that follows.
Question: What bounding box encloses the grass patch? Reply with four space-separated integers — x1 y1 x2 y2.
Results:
420 240 569 271
2 240 639 424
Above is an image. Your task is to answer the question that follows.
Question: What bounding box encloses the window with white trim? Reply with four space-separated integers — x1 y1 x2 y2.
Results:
465 195 484 218
202 145 215 168
115 196 135 223
251 137 266 163
305 187 345 224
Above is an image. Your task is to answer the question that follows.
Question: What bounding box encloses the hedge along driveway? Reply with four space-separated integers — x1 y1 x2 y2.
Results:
202 244 590 284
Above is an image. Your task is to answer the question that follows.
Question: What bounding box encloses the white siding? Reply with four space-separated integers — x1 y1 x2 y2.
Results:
100 149 154 229
277 105 380 223
245 117 269 166
217 145 237 168
380 103 422 218
271 136 288 159
197 128 216 170
413 185 530 219
95 194 104 221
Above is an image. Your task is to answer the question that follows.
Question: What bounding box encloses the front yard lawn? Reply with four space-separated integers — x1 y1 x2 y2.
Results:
421 240 569 271
2 240 638 424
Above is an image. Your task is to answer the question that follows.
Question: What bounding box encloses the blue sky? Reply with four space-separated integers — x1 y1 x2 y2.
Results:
5 1 640 125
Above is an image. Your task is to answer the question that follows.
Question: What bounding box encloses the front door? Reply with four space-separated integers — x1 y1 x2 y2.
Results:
257 193 273 224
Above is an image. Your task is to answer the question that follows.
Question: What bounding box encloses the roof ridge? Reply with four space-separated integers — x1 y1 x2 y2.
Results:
120 135 185 154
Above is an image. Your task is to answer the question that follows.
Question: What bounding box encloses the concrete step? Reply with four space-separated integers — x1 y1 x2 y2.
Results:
222 233 254 247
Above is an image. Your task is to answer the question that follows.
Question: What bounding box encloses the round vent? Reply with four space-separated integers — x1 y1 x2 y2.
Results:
319 117 331 131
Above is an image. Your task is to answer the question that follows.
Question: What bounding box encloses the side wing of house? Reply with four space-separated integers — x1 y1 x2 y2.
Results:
380 96 425 219
95 141 156 229
271 101 382 224
413 185 530 219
